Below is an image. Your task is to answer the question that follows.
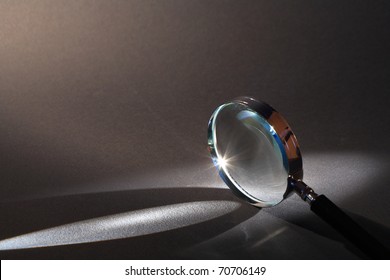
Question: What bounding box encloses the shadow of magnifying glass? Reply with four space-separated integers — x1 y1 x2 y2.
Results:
0 187 259 259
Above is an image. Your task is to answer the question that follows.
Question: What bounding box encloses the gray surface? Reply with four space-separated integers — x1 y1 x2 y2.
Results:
0 0 389 259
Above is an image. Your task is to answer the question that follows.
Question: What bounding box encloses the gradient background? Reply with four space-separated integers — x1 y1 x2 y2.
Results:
0 0 389 259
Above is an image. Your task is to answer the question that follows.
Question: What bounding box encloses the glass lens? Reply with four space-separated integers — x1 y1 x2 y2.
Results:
210 102 288 206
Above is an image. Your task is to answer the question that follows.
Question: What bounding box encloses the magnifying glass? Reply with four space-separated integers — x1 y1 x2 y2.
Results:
208 96 389 259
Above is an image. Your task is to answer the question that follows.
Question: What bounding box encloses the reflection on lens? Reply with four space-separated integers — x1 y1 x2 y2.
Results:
209 102 288 206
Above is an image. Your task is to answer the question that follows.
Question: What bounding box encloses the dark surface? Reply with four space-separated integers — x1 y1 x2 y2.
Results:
311 195 389 259
0 1 389 259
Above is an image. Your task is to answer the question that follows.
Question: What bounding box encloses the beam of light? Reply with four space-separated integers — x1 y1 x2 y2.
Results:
0 200 241 250
250 227 287 248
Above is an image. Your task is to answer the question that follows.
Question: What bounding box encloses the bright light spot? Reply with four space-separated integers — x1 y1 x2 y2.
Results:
217 157 228 169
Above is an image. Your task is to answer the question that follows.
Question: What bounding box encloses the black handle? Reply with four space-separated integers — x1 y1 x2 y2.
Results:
311 195 389 259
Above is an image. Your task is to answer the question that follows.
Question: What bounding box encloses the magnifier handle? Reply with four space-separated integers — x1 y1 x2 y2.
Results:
311 195 389 259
